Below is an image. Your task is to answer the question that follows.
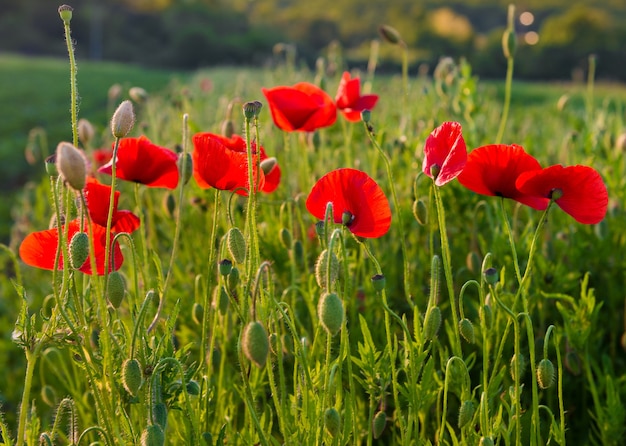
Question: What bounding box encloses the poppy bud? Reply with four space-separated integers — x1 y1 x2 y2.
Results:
423 307 441 341
192 303 203 326
372 410 387 439
458 400 475 428
279 228 292 249
412 199 428 226
122 358 143 397
378 24 403 45
111 100 135 138
129 87 148 104
360 109 371 123
212 285 229 315
108 83 122 103
315 249 339 288
56 142 87 191
371 273 386 292
45 154 58 177
69 231 89 270
58 4 73 23
314 221 325 238
293 239 304 267
185 380 201 396
152 402 168 429
260 157 277 176
77 118 95 147
107 271 126 308
324 407 341 437
480 436 495 446
227 227 246 264
318 292 344 336
227 266 240 291
221 119 235 138
177 152 193 185
242 321 270 368
140 424 165 446
536 358 555 389
459 318 475 344
162 192 176 219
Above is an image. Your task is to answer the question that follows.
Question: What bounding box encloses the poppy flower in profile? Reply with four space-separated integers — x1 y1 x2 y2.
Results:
192 132 265 196
98 136 179 189
84 177 141 233
422 121 467 186
457 144 549 210
19 219 124 275
262 82 337 132
516 164 608 224
306 168 391 238
335 72 379 122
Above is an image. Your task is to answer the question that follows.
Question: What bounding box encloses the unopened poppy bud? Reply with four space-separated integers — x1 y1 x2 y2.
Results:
293 239 304 267
185 380 201 395
162 193 176 219
108 83 122 102
107 271 126 308
318 292 344 336
378 24 403 45
227 266 240 290
412 199 428 226
315 221 325 238
192 303 203 325
315 249 339 288
480 436 495 446
177 152 193 185
242 321 270 368
140 424 165 446
243 100 262 120
501 29 516 59
260 157 277 176
483 267 499 285
129 87 148 104
360 109 371 123
324 407 341 437
58 4 73 23
56 142 87 191
371 273 386 292
77 118 95 147
221 119 235 138
372 410 387 439
536 358 555 389
458 400 475 428
41 385 57 407
459 318 475 344
111 100 135 138
279 228 292 249
227 227 246 264
122 358 143 397
69 231 89 270
152 402 168 429
423 307 442 341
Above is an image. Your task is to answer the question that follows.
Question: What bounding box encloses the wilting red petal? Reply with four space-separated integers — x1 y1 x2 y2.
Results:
422 121 467 186
192 132 264 196
19 220 123 275
335 72 379 122
98 136 179 189
306 168 391 238
457 144 549 210
262 82 337 132
84 177 140 232
516 165 608 224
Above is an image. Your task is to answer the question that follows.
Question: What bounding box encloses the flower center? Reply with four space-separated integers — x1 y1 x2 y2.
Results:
549 188 563 200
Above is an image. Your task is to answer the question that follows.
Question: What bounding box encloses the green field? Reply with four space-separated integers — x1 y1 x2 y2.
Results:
1 51 626 445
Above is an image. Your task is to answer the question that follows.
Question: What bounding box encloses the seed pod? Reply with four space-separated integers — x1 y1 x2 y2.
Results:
107 271 126 308
227 227 246 264
140 424 165 446
458 400 475 428
371 274 386 292
318 292 344 336
242 321 269 368
314 249 339 289
58 5 73 23
324 407 341 437
536 358 555 389
69 231 89 270
122 358 142 397
423 307 442 341
459 318 475 344
218 258 233 276
372 410 387 439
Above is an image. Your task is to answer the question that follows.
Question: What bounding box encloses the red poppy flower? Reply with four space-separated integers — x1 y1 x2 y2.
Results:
92 147 113 169
335 72 379 122
84 177 141 233
516 164 608 224
457 144 549 210
262 82 337 132
422 121 467 186
98 136 179 189
192 132 265 196
306 168 391 238
19 219 124 275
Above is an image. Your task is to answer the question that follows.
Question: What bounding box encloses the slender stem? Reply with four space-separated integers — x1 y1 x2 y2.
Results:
522 313 540 446
16 345 42 446
500 198 522 285
61 14 79 147
243 112 260 315
201 189 221 369
495 56 514 144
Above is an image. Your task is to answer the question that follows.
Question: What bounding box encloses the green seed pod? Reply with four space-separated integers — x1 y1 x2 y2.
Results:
318 292 344 336
459 318 475 344
536 358 555 389
152 402 168 429
192 303 203 326
372 410 387 439
140 424 165 446
458 400 475 428
423 307 442 341
218 258 233 276
122 358 143 397
41 384 57 407
324 407 341 437
186 380 201 396
412 199 428 226
242 321 269 368
69 231 89 270
227 227 246 264
107 271 126 308
314 249 339 289
371 274 386 292
483 267 499 286
227 267 240 291
58 4 73 23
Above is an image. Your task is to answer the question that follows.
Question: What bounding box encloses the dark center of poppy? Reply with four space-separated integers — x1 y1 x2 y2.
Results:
430 164 441 180
342 210 355 226
549 188 563 200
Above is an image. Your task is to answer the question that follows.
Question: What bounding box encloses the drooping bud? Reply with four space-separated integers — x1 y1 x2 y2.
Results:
378 24 403 45
536 358 555 389
260 157 277 176
279 228 292 249
56 142 87 191
121 358 143 397
185 380 201 396
41 385 57 407
192 303 203 326
221 119 235 138
140 424 165 446
177 152 193 185
111 100 135 138
152 402 168 429
423 307 442 341
227 227 246 264
212 285 229 315
315 249 339 288
107 271 126 308
77 118 95 147
412 199 428 225
129 87 148 104
324 407 341 437
69 231 89 270
242 321 270 368
459 318 475 344
510 353 526 380
372 410 387 439
58 4 73 23
318 292 344 336
458 400 475 428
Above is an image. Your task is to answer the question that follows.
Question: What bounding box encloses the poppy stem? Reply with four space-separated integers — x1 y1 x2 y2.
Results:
500 198 523 285
495 55 514 145
61 9 79 148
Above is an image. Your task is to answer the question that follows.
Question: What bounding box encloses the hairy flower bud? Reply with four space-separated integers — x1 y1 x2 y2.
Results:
378 24 403 45
140 424 165 446
318 292 344 336
107 271 126 308
536 358 556 389
242 321 269 368
77 118 95 147
372 410 387 439
56 142 87 191
69 231 89 270
227 227 246 264
458 400 475 428
324 407 341 437
315 249 339 289
459 318 475 344
122 358 143 397
111 100 135 138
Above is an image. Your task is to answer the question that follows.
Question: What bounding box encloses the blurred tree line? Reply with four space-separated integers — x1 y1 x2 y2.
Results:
1 0 625 81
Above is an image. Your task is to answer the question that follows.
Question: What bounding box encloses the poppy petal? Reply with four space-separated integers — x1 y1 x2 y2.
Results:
422 121 467 186
335 72 379 122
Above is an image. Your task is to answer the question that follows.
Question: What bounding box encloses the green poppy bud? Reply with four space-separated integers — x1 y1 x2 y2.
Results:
227 227 246 264
459 318 475 344
536 358 555 389
458 400 475 428
107 271 126 308
324 407 341 437
69 231 89 270
122 358 143 397
140 424 165 446
242 321 269 368
372 410 387 439
315 249 339 289
318 292 344 336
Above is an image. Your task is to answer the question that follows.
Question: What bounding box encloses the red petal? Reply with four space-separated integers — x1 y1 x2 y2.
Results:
422 122 467 186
